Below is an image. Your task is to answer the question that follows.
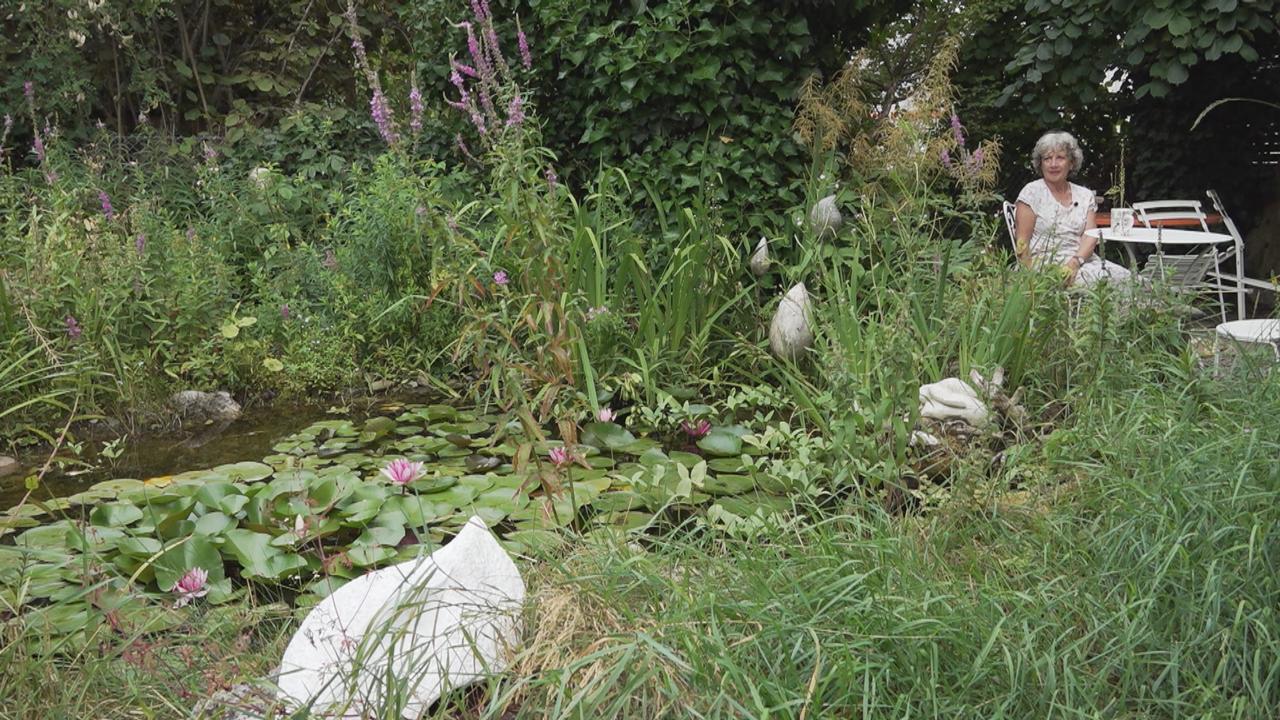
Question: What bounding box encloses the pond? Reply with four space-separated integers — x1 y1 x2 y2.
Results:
1 397 800 640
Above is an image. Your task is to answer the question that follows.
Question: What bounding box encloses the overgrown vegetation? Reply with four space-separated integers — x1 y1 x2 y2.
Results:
1 0 1277 717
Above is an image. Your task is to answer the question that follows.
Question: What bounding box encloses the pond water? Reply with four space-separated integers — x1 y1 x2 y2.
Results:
0 398 405 511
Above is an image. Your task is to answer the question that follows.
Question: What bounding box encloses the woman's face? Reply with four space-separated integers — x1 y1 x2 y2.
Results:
1040 147 1071 183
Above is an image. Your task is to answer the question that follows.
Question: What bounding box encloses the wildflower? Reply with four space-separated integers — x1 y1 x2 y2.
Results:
505 93 525 128
23 81 33 103
135 233 145 254
597 408 615 423
172 567 209 607
99 190 114 220
681 419 711 439
970 147 985 172
585 305 608 321
493 270 509 285
409 84 424 135
380 458 424 486
517 23 532 69
548 445 576 468
202 142 217 162
65 315 82 340
322 247 338 269
32 133 45 163
940 149 952 169
950 113 965 147
545 167 558 189
281 304 290 321
369 89 399 146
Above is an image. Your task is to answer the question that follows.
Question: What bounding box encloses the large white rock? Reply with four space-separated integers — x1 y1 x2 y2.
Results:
918 377 990 428
749 236 771 276
809 195 843 238
277 516 525 718
769 282 813 361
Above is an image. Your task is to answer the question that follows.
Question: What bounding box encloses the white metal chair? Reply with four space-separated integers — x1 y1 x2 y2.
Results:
1132 199 1230 322
1001 201 1018 255
1206 189 1279 321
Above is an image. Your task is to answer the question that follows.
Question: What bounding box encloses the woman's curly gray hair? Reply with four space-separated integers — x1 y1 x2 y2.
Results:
1030 131 1084 176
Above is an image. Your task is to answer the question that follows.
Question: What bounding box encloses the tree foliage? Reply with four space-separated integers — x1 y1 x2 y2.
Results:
1000 0 1277 119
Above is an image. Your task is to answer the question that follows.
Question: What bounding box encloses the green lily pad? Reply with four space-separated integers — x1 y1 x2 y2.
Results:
220 529 279 579
707 457 747 473
359 416 398 443
194 512 237 536
210 462 274 483
594 510 656 531
668 450 703 467
16 521 76 549
503 529 568 556
88 502 143 525
697 431 743 457
88 478 145 496
68 525 127 552
618 438 662 455
348 544 398 567
408 476 458 494
701 474 757 496
584 422 637 451
591 491 646 513
155 534 225 590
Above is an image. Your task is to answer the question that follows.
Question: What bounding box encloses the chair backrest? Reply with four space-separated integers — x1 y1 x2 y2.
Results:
1138 252 1217 289
1001 201 1018 253
1206 189 1243 264
1133 199 1211 231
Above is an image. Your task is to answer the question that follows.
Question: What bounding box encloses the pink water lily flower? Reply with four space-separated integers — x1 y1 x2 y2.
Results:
681 419 712 439
381 458 425 486
597 407 615 423
548 446 576 468
173 567 209 607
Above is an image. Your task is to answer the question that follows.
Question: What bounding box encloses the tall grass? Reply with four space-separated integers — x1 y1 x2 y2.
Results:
491 364 1279 719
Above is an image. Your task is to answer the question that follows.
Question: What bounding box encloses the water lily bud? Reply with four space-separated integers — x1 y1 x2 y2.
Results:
750 236 771 276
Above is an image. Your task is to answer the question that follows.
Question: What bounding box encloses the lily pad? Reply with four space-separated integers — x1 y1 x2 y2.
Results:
697 431 743 457
90 502 144 527
701 474 757 496
88 478 145 496
584 422 637 451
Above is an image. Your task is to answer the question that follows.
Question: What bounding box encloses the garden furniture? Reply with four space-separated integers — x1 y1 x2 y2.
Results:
1214 319 1280 372
1084 226 1238 322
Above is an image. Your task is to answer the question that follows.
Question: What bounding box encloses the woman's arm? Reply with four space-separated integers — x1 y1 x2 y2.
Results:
1014 201 1036 268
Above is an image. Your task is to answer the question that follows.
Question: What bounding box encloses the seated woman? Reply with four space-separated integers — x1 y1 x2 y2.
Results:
1014 131 1130 287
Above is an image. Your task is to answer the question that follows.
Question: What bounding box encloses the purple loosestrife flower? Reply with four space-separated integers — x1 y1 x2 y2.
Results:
281 304 290 321
940 149 952 169
65 315 82 340
545 167 558 189
409 85 424 135
681 419 711 439
381 458 424 486
493 270 509 285
971 147 985 171
99 190 114 220
452 59 479 79
23 81 33 105
950 113 965 147
370 89 399 146
135 233 146 254
505 93 525 128
470 0 491 21
32 133 45 163
172 567 209 607
518 24 532 70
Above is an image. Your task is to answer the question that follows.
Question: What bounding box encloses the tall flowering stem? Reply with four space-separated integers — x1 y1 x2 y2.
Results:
446 4 533 153
345 2 400 147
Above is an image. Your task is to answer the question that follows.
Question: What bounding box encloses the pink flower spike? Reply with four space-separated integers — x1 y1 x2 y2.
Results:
493 270 509 285
681 419 711 439
173 567 209 607
597 408 615 423
381 458 425 486
518 27 532 69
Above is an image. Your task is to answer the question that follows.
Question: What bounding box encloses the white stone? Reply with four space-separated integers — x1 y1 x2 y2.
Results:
276 516 525 718
0 456 19 478
918 377 990 428
769 282 813 361
749 236 771 276
809 195 843 238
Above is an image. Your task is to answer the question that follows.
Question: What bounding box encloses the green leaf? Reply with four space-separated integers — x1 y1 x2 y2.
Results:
1167 14 1191 35
90 502 143 527
696 431 743 457
194 512 236 536
1143 7 1173 29
221 529 280 577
